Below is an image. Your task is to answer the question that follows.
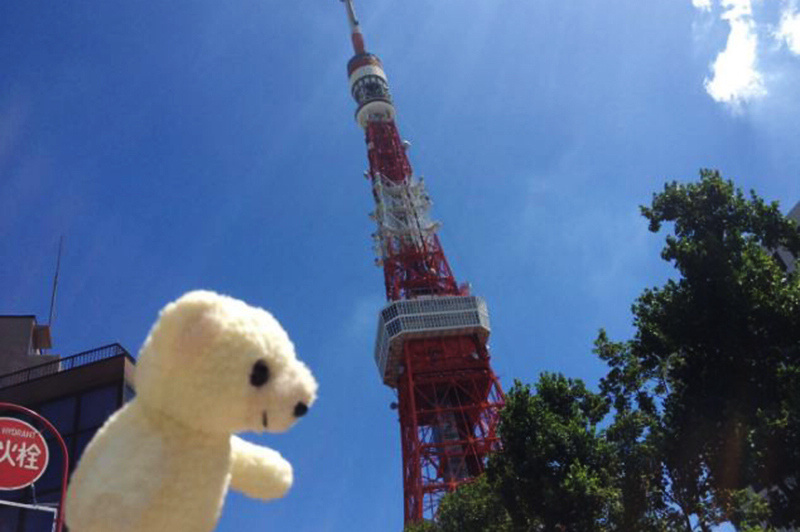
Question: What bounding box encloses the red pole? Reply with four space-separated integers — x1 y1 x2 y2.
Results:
0 402 69 532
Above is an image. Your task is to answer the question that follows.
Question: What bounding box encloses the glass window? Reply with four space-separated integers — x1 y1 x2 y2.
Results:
38 395 77 436
0 487 23 502
0 506 20 532
35 436 70 494
22 509 54 532
78 385 119 431
73 431 96 466
36 490 62 505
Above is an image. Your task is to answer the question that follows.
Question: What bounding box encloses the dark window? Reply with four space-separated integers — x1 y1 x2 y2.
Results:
74 431 95 464
35 436 70 493
78 385 119 431
21 510 53 532
352 75 391 105
38 396 76 435
0 506 21 532
0 487 23 502
36 490 61 504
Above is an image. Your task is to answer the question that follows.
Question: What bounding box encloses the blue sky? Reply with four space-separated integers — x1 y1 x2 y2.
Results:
1 0 799 530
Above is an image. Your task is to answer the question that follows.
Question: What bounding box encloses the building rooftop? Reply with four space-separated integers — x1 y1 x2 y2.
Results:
0 343 133 391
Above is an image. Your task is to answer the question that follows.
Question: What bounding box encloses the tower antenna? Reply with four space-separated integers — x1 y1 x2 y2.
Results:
48 235 64 327
341 0 366 54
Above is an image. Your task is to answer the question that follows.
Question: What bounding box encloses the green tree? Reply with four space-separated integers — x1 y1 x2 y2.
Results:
408 171 800 531
406 374 621 532
488 374 619 531
602 406 675 531
597 170 800 529
432 475 511 532
404 520 440 532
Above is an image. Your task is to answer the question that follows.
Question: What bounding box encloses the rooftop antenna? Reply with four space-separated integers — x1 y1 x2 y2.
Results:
48 236 64 327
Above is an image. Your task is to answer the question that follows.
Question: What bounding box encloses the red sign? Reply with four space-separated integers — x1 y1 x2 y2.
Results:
0 417 50 490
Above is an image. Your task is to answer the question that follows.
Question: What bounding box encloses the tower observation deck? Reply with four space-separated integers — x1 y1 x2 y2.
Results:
339 0 505 524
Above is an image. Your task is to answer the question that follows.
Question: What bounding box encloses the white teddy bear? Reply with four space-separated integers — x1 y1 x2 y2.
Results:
65 290 318 532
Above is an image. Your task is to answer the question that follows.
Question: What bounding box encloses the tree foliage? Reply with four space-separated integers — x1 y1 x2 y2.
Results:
489 375 618 531
432 475 511 532
407 374 621 532
598 170 800 528
406 171 800 531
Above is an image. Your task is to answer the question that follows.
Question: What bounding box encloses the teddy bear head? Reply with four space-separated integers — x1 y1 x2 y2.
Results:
134 290 317 435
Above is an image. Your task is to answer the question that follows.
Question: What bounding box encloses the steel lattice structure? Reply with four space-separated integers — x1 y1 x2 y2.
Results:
340 0 505 524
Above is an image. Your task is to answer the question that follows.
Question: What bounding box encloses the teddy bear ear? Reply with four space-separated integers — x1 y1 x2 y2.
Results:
179 308 222 355
158 291 225 358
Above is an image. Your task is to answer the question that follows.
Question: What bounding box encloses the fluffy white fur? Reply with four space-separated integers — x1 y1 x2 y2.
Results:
65 290 318 532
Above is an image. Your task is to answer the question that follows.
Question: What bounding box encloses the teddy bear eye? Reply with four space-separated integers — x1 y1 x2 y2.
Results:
250 360 270 387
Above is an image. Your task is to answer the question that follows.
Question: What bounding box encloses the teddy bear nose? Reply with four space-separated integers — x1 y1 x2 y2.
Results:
293 402 309 418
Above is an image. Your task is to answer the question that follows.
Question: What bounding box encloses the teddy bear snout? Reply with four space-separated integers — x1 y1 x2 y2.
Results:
293 401 309 418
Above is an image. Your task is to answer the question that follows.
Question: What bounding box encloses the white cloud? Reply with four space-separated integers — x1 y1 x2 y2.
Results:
693 0 713 11
776 2 800 54
703 0 767 110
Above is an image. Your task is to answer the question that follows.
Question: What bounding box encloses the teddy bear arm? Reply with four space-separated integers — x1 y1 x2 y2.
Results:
229 436 293 500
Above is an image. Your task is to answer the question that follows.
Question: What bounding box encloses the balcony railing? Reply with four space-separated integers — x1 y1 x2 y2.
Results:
0 343 133 390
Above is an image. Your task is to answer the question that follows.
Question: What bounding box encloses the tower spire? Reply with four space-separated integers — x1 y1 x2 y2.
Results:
341 0 366 55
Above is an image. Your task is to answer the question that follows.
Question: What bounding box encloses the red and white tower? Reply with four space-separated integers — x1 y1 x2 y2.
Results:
340 0 505 525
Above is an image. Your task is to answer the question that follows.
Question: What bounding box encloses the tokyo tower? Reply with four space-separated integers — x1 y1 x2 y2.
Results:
339 0 505 525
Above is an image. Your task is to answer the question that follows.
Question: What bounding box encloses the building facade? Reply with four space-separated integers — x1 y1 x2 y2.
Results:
0 316 134 532
775 201 800 273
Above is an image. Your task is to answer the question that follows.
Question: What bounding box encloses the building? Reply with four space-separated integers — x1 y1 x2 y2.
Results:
0 315 134 532
339 0 505 524
774 201 800 273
